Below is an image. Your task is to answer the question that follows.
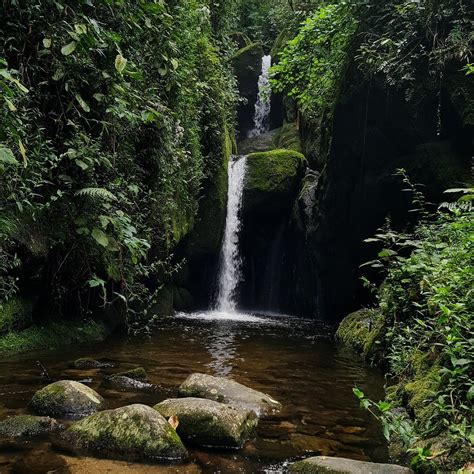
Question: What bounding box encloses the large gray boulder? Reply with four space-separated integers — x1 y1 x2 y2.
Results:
178 373 281 416
154 397 257 449
30 380 104 418
289 456 413 473
58 404 187 462
0 415 62 437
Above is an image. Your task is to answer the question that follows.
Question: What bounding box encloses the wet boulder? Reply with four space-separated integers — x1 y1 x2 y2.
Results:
154 397 257 449
30 380 104 418
58 404 187 462
243 149 306 214
115 367 148 380
103 375 153 391
178 373 281 416
0 415 62 438
72 358 113 369
289 456 413 473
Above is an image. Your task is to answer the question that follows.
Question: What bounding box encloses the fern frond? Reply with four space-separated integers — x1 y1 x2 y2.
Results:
75 187 117 202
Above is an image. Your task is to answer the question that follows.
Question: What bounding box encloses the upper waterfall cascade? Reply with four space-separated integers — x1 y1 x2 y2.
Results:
215 156 248 312
248 55 272 138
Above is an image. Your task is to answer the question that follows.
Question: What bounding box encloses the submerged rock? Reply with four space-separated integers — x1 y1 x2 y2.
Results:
103 375 153 391
178 373 281 416
0 415 62 437
72 358 113 369
289 456 413 473
115 367 148 381
58 404 187 462
154 397 257 448
30 380 104 418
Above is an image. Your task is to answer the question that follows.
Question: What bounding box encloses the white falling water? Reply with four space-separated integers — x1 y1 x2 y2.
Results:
216 156 248 312
248 55 272 138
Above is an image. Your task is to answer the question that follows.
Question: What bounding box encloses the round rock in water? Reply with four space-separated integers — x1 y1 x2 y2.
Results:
58 404 187 462
178 373 281 416
30 380 104 418
289 456 414 473
0 415 62 438
154 397 257 448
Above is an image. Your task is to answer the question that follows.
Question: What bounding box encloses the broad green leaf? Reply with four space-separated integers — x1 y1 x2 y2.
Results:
61 41 77 56
18 139 27 167
0 147 19 165
171 58 179 70
352 387 364 399
43 38 52 48
115 54 127 73
75 159 88 170
5 98 17 112
91 228 109 248
75 94 90 112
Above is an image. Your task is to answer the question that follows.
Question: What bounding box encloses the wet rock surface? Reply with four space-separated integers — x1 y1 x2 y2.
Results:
289 456 413 473
0 414 62 437
58 404 187 462
30 380 104 418
72 358 113 369
154 397 257 448
178 373 281 416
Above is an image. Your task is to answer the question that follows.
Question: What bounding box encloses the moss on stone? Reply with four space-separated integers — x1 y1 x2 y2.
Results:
60 404 187 462
0 414 62 438
244 149 306 213
30 380 104 418
0 320 106 355
404 365 440 422
116 367 147 381
335 309 386 362
273 123 301 152
0 297 33 335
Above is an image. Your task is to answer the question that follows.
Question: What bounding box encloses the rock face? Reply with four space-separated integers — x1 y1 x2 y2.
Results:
154 397 257 449
232 42 264 138
59 404 187 462
179 373 281 416
0 415 62 437
289 456 413 473
243 149 306 214
30 380 104 418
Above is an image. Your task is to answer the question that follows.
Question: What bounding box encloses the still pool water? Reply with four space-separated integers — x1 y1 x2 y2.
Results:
0 312 387 473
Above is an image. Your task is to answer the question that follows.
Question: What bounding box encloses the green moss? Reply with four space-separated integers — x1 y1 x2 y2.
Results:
244 149 306 213
404 366 440 422
0 297 33 335
116 367 147 381
273 122 301 152
63 405 187 461
0 415 61 437
335 309 386 362
0 320 106 355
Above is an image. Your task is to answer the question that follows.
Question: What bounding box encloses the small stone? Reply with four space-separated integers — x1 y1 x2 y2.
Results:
58 404 187 462
289 456 413 473
103 375 153 391
154 397 257 448
0 415 62 437
72 358 113 369
30 380 104 418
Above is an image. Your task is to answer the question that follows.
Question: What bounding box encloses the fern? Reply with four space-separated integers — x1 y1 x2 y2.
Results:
75 187 117 202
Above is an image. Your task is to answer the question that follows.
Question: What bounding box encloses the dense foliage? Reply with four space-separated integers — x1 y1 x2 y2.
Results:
356 178 473 470
0 0 236 323
271 0 474 121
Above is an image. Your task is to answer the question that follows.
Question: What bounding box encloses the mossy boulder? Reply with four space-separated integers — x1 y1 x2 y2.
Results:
30 381 104 418
273 123 301 152
0 415 62 438
178 373 281 417
243 149 306 214
232 43 264 137
335 309 386 364
72 358 113 369
116 367 147 381
0 297 33 335
289 456 413 473
154 397 257 449
58 404 187 462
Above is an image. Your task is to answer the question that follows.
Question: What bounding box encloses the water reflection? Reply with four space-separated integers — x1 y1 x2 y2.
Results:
205 323 237 376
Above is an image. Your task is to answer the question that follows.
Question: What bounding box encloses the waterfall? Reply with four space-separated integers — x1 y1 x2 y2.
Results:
248 55 272 138
216 156 247 312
